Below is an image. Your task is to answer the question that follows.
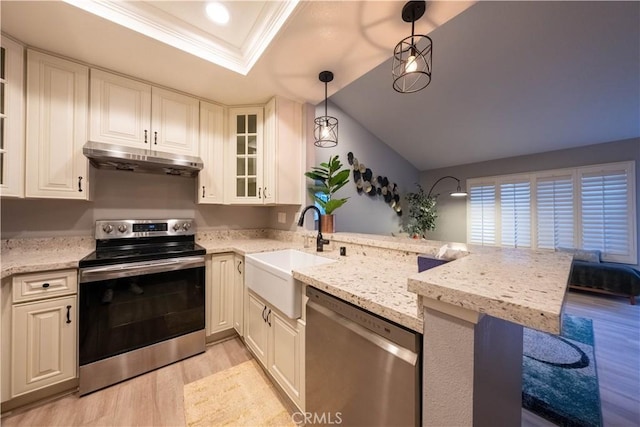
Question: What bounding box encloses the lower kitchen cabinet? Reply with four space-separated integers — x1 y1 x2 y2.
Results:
245 291 269 364
11 295 77 397
245 290 304 410
232 255 244 336
2 269 79 403
206 253 234 336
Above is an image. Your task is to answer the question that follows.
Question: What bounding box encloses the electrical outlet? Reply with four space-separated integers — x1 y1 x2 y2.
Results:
278 212 286 223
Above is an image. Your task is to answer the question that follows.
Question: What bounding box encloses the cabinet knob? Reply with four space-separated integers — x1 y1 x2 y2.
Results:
42 283 50 288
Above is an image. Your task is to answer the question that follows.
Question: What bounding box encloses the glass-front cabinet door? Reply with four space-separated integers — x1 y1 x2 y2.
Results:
228 107 263 203
0 36 25 198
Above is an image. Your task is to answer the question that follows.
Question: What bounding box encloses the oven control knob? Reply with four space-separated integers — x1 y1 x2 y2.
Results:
182 222 191 231
102 224 114 234
173 223 181 232
117 224 128 233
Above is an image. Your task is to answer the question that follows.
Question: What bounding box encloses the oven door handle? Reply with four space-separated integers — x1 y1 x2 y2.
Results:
79 256 205 283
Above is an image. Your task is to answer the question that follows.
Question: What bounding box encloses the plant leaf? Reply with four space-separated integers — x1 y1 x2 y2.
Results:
324 198 348 215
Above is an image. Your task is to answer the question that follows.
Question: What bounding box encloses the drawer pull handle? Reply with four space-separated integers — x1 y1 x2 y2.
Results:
66 305 72 324
42 283 50 288
154 131 158 145
262 306 267 321
144 129 148 144
202 186 205 198
267 309 271 327
78 176 83 192
237 260 242 274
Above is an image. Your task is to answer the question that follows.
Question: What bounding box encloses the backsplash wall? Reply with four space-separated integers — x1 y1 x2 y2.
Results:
1 168 272 239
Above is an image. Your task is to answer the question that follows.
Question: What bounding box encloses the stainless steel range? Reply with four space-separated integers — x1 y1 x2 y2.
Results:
78 219 206 395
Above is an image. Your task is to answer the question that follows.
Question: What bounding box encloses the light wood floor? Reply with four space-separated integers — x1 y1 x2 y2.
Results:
2 291 638 427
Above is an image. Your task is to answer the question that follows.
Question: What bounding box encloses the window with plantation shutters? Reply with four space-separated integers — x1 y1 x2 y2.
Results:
469 183 496 245
536 176 574 249
500 181 531 247
466 161 636 264
580 168 633 262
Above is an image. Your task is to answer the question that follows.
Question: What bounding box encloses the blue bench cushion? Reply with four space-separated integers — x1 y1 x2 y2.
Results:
569 260 640 297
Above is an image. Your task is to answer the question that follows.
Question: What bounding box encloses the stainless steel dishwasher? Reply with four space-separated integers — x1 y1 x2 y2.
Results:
306 287 422 427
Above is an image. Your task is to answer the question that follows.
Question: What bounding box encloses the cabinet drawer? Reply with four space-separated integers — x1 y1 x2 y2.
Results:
12 270 78 303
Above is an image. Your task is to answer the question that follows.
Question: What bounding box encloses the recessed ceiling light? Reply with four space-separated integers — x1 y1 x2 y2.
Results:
206 2 230 25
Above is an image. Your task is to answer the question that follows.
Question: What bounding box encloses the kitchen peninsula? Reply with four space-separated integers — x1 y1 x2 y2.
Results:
1 230 573 425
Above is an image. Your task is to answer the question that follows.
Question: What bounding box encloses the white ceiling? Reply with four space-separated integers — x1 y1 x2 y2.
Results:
0 0 472 105
2 1 638 172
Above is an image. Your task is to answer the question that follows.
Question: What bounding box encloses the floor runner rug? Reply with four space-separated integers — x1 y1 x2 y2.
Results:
523 314 602 427
183 359 295 427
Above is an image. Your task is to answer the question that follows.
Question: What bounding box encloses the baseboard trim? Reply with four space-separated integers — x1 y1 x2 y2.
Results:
1 378 78 415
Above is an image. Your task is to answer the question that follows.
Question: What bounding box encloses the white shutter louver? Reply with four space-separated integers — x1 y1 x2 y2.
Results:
469 184 496 245
536 177 574 249
581 170 630 261
500 181 531 247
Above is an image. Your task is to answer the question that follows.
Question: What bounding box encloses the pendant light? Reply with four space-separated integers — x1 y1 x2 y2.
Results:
314 71 338 148
392 1 432 93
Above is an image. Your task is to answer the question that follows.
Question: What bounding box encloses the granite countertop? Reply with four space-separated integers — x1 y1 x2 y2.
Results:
1 237 94 279
293 256 422 332
1 232 571 335
198 238 304 255
407 245 573 334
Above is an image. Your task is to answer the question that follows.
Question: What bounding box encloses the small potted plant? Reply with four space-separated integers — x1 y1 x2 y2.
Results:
404 184 437 238
304 155 350 233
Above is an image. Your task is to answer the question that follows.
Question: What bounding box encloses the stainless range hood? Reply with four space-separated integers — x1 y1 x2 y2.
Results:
83 141 203 177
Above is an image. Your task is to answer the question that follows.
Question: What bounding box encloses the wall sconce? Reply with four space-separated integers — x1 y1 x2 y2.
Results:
314 71 338 147
427 176 467 198
392 1 432 93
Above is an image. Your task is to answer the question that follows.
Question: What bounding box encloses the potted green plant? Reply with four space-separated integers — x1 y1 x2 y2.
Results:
304 155 350 233
404 184 437 238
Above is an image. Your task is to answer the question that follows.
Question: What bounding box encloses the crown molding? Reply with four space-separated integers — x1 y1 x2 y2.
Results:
62 0 299 75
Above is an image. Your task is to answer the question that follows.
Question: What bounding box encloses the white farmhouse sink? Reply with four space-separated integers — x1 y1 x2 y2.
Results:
245 249 336 318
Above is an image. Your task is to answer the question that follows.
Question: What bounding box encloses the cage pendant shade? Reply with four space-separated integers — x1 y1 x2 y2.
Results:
314 70 338 148
392 1 432 93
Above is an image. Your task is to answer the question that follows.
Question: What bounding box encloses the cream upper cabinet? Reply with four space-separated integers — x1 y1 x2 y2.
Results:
226 97 304 206
90 69 199 156
228 107 264 204
151 87 199 154
198 101 225 204
26 50 90 200
89 69 151 148
0 36 25 198
263 96 304 205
